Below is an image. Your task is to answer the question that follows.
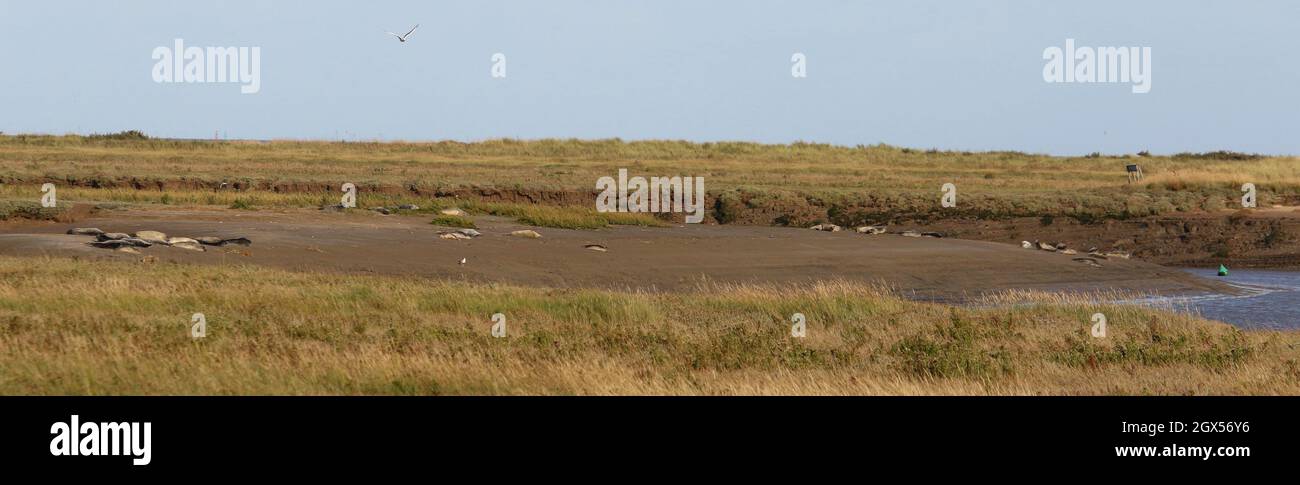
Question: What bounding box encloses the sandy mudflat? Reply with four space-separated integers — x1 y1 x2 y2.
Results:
0 208 1232 301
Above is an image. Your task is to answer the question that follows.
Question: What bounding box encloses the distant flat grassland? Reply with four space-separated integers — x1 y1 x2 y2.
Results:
2 135 1298 223
0 256 1296 395
2 134 1297 193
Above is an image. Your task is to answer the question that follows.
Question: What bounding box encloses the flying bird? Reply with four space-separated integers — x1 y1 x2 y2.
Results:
386 24 419 43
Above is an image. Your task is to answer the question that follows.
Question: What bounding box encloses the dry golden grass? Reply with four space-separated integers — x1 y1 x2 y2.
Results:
4 135 1298 194
0 256 1296 395
3 135 1296 223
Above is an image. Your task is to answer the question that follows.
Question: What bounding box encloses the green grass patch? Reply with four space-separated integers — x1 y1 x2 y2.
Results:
229 198 255 210
429 215 477 228
0 200 65 221
1052 324 1253 370
890 310 1017 379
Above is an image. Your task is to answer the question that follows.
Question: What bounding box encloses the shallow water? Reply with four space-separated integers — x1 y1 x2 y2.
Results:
1134 269 1300 329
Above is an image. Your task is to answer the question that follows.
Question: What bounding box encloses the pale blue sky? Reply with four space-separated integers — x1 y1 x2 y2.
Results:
1 0 1297 155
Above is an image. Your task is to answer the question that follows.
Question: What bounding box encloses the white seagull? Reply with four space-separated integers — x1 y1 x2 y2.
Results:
386 24 420 43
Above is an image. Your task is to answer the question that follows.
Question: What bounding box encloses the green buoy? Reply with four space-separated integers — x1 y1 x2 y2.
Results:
1218 264 1229 277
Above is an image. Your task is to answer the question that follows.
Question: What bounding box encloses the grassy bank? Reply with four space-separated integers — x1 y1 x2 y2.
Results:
0 183 667 230
3 134 1297 224
0 200 64 221
0 256 1295 395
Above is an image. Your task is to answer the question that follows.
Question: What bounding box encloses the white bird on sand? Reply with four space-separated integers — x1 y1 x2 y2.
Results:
459 257 467 265
386 24 419 43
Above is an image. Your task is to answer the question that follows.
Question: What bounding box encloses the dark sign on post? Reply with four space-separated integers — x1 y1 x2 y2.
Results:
1126 164 1143 182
